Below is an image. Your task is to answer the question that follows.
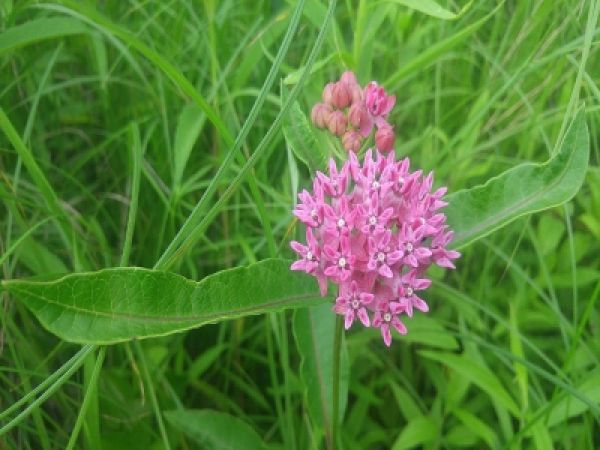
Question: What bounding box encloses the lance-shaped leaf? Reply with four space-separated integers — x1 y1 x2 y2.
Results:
1 259 323 345
293 304 349 446
446 110 589 248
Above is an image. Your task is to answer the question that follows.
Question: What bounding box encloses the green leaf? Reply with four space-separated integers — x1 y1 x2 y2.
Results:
173 104 206 191
419 350 520 416
293 304 349 444
392 415 438 450
1 259 323 344
164 409 268 450
446 110 589 249
0 18 88 55
383 0 472 20
281 86 329 172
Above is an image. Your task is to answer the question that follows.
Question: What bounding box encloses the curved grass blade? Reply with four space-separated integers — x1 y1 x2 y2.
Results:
1 259 323 344
446 109 589 249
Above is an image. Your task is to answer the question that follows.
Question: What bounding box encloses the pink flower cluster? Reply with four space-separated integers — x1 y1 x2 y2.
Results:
290 149 459 346
311 72 397 152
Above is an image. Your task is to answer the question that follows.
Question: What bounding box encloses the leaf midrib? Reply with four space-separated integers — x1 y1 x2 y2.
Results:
8 285 319 323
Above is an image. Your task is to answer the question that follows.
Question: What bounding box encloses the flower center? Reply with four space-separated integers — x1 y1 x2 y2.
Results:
372 180 380 189
406 287 414 296
351 299 360 309
369 216 377 226
306 251 313 261
398 177 405 186
419 217 426 225
377 252 385 262
337 218 346 228
338 257 347 268
383 312 392 322
406 242 414 253
310 208 317 218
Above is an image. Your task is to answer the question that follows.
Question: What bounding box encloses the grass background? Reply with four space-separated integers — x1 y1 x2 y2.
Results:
1 0 599 449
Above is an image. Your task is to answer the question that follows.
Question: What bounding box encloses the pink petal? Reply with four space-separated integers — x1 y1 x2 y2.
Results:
379 264 393 278
392 317 407 335
344 310 355 330
381 324 392 347
290 260 307 271
357 307 370 327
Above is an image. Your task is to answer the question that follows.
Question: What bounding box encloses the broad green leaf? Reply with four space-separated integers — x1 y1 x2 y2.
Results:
383 0 472 20
419 350 520 416
446 110 589 248
0 18 88 55
293 303 349 445
392 415 438 450
282 86 329 172
173 104 206 191
164 409 268 450
1 259 323 344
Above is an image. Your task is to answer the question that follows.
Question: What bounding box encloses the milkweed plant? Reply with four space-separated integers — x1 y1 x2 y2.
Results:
291 72 460 346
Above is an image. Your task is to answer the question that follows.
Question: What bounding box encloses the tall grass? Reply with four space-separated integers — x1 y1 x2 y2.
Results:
1 0 599 449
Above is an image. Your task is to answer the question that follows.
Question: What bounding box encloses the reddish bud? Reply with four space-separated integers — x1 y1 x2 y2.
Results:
342 130 362 152
340 71 358 87
348 104 369 129
375 125 395 152
332 82 351 109
311 102 332 128
322 82 335 104
327 110 347 136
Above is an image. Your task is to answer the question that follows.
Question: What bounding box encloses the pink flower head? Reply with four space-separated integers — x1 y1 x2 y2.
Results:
290 149 459 346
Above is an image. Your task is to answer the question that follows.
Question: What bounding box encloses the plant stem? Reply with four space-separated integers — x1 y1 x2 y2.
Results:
331 315 343 450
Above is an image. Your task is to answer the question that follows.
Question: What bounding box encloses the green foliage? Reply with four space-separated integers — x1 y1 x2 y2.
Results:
1 260 322 344
446 110 589 248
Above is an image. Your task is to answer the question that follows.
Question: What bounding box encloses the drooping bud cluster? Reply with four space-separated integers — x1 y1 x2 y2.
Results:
311 71 397 152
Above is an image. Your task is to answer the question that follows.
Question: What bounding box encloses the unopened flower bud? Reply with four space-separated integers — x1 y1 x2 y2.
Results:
311 102 332 128
332 82 351 109
327 110 347 136
322 82 335 104
376 125 395 152
342 130 362 152
348 104 369 129
340 71 358 87
350 84 362 104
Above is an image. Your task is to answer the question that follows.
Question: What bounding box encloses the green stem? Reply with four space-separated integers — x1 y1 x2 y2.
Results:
331 315 343 450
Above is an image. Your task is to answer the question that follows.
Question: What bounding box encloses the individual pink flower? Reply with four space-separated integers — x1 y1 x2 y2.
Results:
323 236 355 282
398 223 432 268
367 230 402 278
334 280 374 329
364 81 396 126
394 271 431 317
372 300 407 347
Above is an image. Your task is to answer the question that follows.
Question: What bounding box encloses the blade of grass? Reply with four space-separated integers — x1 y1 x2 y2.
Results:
158 0 338 270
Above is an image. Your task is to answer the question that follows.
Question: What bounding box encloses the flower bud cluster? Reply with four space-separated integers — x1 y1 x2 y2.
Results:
291 150 460 346
311 71 397 152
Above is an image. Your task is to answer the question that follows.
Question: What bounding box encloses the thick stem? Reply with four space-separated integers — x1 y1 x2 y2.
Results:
331 314 344 450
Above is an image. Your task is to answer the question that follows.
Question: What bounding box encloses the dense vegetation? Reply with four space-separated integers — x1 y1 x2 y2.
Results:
0 1 599 449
